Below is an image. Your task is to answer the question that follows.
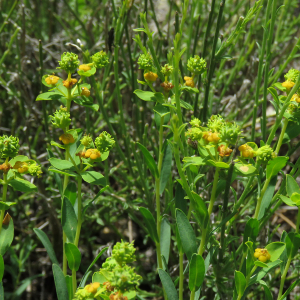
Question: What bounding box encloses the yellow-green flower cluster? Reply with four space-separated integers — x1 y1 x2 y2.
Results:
95 131 115 153
161 64 173 77
0 135 20 158
137 53 153 70
91 50 109 69
50 106 71 130
187 55 206 75
112 240 136 266
58 52 80 73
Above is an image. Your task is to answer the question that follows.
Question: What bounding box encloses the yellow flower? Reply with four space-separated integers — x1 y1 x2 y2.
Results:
254 248 271 263
202 131 220 143
79 64 91 72
13 161 29 173
45 75 60 85
81 87 91 97
84 282 100 294
184 76 195 88
59 133 75 145
63 78 77 89
85 149 101 160
291 93 300 103
218 145 232 157
282 80 295 93
238 144 255 158
144 72 158 82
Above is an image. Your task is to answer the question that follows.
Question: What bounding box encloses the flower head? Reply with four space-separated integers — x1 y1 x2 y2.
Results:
0 135 20 158
84 282 100 294
190 118 201 128
0 163 12 174
161 64 174 77
138 53 153 70
58 52 80 73
28 162 42 177
160 81 174 92
284 68 300 83
112 240 136 266
13 161 29 173
184 76 195 88
254 248 271 263
144 72 158 82
45 75 60 85
63 78 77 89
238 144 256 158
256 145 275 163
202 131 220 143
95 131 115 153
218 145 232 157
187 55 206 75
80 135 93 147
59 133 75 145
74 288 93 300
79 64 91 72
185 127 202 141
50 106 71 130
207 115 224 133
291 94 300 103
219 121 241 145
91 51 109 69
80 86 91 97
85 149 101 160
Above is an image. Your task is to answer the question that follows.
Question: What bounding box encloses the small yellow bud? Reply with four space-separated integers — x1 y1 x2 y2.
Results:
13 161 29 173
59 133 75 145
238 144 255 158
254 248 271 262
0 163 12 174
45 75 60 85
218 145 232 157
282 80 295 90
63 78 77 89
202 131 220 143
84 282 100 294
291 94 300 103
85 149 101 160
184 76 195 88
79 64 91 72
81 86 91 97
144 72 158 82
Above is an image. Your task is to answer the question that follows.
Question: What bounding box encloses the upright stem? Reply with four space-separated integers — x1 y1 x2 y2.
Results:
179 251 184 300
253 176 271 219
275 118 289 155
74 176 82 247
277 256 292 299
72 269 76 296
0 173 8 234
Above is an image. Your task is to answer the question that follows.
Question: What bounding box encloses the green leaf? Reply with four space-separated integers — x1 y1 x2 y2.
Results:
62 197 77 243
180 99 193 110
78 66 96 77
0 201 16 210
206 160 229 169
283 122 300 143
192 192 209 229
50 141 66 149
175 183 187 215
34 228 59 265
9 155 29 165
234 271 246 298
189 254 205 291
159 144 172 194
273 82 286 92
136 142 159 178
79 247 108 287
254 261 268 268
176 209 197 261
259 280 273 300
48 158 76 171
0 254 4 282
279 279 300 300
183 156 204 169
64 182 77 206
285 232 300 259
134 89 155 101
9 178 37 192
258 176 277 220
65 243 81 271
265 242 286 261
52 264 69 300
48 167 78 177
291 193 300 206
279 195 296 207
139 207 159 243
160 218 171 268
243 218 259 252
180 86 199 93
73 97 99 111
81 171 106 186
286 174 300 197
158 269 179 300
0 218 14 255
266 157 288 179
36 92 62 101
234 163 258 177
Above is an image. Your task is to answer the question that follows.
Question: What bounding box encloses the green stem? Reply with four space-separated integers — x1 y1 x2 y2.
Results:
0 173 8 234
277 256 292 299
253 176 271 219
296 209 300 234
190 289 195 300
74 176 82 247
72 268 77 296
275 118 289 155
246 265 258 285
179 251 184 300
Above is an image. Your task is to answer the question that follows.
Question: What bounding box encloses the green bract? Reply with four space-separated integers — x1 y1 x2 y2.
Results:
28 162 42 177
187 55 206 75
73 288 93 300
190 118 201 128
112 240 136 266
219 122 241 145
256 145 275 163
50 106 71 130
207 115 224 133
58 52 80 73
161 64 174 76
110 265 142 293
95 131 115 153
186 127 202 141
137 53 153 70
91 51 109 69
284 68 300 82
0 135 20 158
80 135 93 147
